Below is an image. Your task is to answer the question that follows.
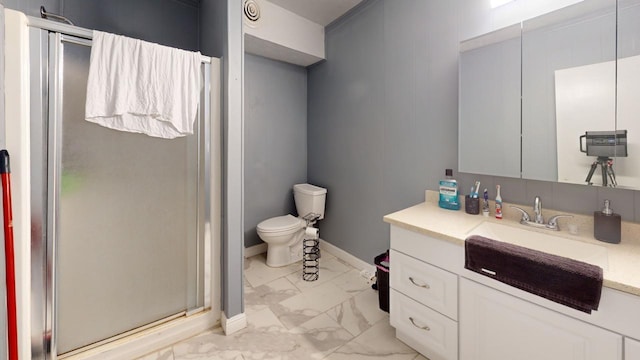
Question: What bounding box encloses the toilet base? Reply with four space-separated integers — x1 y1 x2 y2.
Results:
266 240 303 267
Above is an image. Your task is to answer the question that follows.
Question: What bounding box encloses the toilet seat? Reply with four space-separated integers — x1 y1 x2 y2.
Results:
257 214 303 233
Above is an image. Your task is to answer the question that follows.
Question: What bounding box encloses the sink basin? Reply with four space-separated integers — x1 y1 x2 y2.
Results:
466 221 608 270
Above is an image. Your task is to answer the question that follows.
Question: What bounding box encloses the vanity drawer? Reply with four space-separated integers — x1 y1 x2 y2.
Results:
390 249 458 320
391 289 458 360
390 225 463 273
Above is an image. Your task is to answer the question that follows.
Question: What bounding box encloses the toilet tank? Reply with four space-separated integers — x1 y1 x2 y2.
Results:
293 183 327 220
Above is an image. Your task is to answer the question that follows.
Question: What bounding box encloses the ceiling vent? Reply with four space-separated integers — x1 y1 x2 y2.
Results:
244 0 261 22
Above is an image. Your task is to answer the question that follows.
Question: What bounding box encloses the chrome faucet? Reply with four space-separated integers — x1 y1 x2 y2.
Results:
510 196 573 231
533 196 544 224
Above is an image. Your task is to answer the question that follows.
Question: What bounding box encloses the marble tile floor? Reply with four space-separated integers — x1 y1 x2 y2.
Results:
138 251 428 360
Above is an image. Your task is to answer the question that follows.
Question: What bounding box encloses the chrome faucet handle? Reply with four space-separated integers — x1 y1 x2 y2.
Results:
547 214 573 230
510 206 531 223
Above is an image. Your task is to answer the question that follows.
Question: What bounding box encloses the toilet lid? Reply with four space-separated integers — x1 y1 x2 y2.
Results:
257 214 302 233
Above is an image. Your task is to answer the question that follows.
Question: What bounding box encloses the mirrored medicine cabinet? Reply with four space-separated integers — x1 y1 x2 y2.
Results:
459 0 640 190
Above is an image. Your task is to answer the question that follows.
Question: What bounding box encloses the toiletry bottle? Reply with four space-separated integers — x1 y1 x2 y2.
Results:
495 185 503 219
594 199 621 244
438 169 460 210
482 188 490 217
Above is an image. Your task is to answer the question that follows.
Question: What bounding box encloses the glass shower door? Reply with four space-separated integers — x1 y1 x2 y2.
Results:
49 34 204 355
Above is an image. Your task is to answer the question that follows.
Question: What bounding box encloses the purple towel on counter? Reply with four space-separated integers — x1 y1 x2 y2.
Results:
464 235 603 314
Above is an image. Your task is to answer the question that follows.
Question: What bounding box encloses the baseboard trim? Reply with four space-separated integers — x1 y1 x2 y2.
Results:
246 239 375 275
244 243 267 258
319 239 372 271
221 311 247 335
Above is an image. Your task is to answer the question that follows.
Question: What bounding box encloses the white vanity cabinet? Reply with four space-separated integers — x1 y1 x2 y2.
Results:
387 224 636 360
459 278 623 360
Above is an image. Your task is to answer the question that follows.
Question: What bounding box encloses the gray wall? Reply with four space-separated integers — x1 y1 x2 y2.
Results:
199 0 224 58
307 0 460 263
244 54 307 248
62 0 199 51
4 0 59 17
3 0 198 51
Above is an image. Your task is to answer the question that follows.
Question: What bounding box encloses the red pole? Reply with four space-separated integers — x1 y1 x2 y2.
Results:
1 149 19 360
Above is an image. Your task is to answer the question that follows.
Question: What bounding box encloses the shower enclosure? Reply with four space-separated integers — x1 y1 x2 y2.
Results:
28 20 213 359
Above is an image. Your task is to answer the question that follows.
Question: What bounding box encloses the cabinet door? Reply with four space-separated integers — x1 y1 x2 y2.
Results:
460 278 622 360
626 337 640 359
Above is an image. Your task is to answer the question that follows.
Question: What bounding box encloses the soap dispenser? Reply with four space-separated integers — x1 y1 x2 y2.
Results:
594 200 621 244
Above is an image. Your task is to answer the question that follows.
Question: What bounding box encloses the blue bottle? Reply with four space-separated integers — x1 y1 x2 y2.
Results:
439 169 460 210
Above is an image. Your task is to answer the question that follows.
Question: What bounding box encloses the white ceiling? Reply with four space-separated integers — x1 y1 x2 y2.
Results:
267 0 365 26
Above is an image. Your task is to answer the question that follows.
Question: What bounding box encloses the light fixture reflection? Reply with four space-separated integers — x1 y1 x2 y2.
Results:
491 0 515 8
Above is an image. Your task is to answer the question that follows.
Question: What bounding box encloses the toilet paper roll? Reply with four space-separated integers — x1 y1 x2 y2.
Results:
305 226 319 239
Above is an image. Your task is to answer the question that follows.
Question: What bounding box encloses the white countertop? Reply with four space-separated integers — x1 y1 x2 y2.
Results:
383 192 640 297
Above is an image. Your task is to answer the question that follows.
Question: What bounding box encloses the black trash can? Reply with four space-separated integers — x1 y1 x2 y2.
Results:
374 250 390 312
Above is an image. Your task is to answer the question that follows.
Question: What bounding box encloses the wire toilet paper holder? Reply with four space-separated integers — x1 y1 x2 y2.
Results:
302 213 321 282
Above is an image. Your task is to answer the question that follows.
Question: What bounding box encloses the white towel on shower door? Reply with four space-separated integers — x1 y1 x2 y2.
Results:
85 30 202 139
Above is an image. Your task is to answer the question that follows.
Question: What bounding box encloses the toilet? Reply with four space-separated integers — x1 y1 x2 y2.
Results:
257 183 327 267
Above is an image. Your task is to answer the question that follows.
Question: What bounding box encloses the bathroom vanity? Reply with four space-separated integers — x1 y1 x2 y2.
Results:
384 191 640 360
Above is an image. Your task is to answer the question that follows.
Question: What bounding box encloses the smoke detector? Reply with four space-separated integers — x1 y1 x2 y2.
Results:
244 0 261 22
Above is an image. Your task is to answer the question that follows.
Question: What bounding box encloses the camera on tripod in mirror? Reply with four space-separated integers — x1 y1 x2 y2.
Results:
579 130 628 187
580 130 627 158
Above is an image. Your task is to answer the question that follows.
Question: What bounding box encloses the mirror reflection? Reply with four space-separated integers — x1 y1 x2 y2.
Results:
522 0 616 184
459 24 521 178
459 0 640 190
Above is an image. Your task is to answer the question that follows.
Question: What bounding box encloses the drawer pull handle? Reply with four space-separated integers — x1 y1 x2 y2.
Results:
409 277 430 289
409 317 431 331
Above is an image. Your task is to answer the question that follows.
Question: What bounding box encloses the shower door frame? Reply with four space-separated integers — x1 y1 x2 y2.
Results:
28 17 217 360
